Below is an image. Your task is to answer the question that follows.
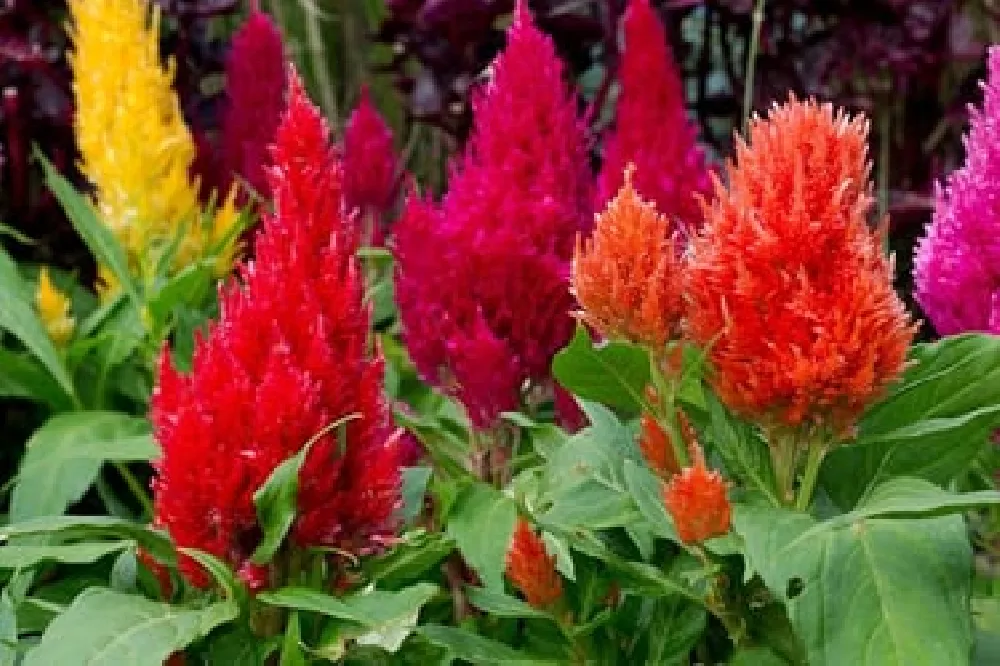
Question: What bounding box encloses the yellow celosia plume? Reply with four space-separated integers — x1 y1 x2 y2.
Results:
36 268 75 347
68 0 241 291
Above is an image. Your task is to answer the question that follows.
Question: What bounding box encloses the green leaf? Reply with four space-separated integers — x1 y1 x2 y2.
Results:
734 504 972 666
258 583 438 629
729 647 788 665
552 325 650 413
0 349 72 409
0 592 16 666
623 459 676 540
704 391 779 507
37 153 141 306
0 516 175 566
0 541 131 568
178 549 243 603
364 530 455 587
0 246 75 401
23 589 237 666
445 482 518 591
11 412 158 522
417 625 560 665
840 476 1000 521
543 478 640 531
279 612 306 666
399 466 432 525
644 597 706 665
464 586 555 622
822 334 1000 508
146 262 214 328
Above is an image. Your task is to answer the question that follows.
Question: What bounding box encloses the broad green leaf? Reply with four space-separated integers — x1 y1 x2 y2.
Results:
0 246 75 401
445 482 517 591
464 586 555 622
0 541 131 568
417 625 561 665
542 478 640 531
0 349 72 409
623 459 676 540
552 326 650 413
258 583 438 629
146 261 214 328
399 466 432 525
11 412 158 522
734 504 972 666
0 516 175 566
822 334 1000 508
704 391 779 507
23 589 237 666
37 154 141 306
841 476 1000 521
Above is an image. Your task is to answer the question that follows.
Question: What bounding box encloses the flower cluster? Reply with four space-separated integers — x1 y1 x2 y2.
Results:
597 0 710 227
394 0 592 429
506 518 562 608
685 98 914 434
152 73 401 589
35 269 74 347
914 46 1000 336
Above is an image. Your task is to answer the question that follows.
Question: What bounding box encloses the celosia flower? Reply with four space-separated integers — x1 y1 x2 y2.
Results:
343 86 400 246
506 517 562 608
221 5 287 203
35 268 74 347
394 0 592 429
663 444 731 545
639 413 679 479
685 98 914 433
573 165 683 348
68 0 217 278
596 0 710 227
915 47 1000 335
152 72 401 589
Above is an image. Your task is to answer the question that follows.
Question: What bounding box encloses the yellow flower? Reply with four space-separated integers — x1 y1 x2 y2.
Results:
68 0 202 282
208 185 244 278
36 268 75 346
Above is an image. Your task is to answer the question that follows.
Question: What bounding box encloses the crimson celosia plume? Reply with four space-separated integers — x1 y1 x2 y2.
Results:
915 47 1000 335
152 71 400 589
597 0 710 226
685 98 914 434
343 86 400 245
506 518 562 608
394 0 592 429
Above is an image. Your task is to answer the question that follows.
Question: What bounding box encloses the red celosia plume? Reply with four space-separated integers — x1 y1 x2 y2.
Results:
597 0 710 227
685 98 914 434
663 444 731 545
152 71 400 589
506 517 562 608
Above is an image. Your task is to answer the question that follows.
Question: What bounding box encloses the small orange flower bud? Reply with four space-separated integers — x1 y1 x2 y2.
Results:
505 518 562 608
572 164 683 348
663 447 731 545
639 414 680 478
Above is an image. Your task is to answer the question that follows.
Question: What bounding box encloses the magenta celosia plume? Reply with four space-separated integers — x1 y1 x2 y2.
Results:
343 86 400 245
597 0 710 226
394 0 592 429
221 6 287 201
152 71 400 589
915 46 1000 335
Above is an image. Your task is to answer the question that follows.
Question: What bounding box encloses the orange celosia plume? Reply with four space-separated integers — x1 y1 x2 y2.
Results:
505 518 562 608
685 98 914 434
572 165 684 349
663 445 731 545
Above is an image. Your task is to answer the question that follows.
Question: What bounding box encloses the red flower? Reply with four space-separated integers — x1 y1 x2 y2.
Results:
639 413 679 479
573 164 684 348
152 71 401 589
506 518 562 608
343 86 400 245
597 0 710 228
685 98 914 433
663 447 731 545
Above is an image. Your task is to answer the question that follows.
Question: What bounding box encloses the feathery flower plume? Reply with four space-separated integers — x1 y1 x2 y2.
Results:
69 0 237 280
596 0 710 226
573 164 683 348
639 413 679 479
152 72 400 589
394 0 592 429
685 98 914 433
506 518 562 608
915 47 1000 335
36 268 74 347
221 6 287 203
663 444 731 545
343 87 400 246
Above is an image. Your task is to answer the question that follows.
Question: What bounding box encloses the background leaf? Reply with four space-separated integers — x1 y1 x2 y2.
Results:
552 326 650 414
445 482 518 591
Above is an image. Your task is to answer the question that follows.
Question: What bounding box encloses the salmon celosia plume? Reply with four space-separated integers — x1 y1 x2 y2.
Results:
152 72 400 589
506 518 562 608
573 165 684 348
394 0 592 429
663 448 731 545
597 0 710 227
685 98 914 433
914 47 1000 335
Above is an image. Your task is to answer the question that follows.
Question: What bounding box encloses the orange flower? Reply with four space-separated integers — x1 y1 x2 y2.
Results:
505 517 562 608
663 445 731 544
685 98 914 433
572 164 683 348
639 414 678 478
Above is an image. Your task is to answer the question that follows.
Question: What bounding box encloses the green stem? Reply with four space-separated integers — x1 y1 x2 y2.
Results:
770 429 799 507
113 462 153 519
743 0 767 133
649 352 690 469
795 441 828 512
